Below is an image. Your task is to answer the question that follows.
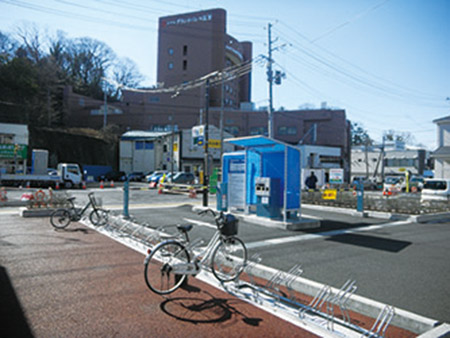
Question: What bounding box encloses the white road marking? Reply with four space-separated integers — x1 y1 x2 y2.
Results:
246 220 411 250
183 218 217 229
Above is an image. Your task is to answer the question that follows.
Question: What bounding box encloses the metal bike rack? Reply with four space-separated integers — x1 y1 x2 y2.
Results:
363 305 395 338
285 264 303 302
299 284 332 319
85 212 398 338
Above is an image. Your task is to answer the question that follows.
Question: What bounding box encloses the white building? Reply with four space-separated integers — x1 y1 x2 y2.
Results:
351 143 427 181
432 115 450 178
0 123 29 174
119 131 180 174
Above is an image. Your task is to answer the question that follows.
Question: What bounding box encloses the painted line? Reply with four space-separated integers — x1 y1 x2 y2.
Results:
246 220 411 250
182 218 217 229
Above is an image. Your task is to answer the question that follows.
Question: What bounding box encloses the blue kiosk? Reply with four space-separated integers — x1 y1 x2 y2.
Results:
221 136 315 228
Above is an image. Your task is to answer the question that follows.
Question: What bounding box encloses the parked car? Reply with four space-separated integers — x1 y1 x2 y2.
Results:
170 172 196 185
421 178 450 202
127 172 145 182
351 176 379 190
146 171 168 184
383 176 403 192
97 171 126 182
400 175 424 192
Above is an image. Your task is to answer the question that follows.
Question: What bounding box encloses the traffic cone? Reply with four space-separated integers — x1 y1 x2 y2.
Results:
189 186 197 198
100 180 104 189
0 187 7 201
26 181 30 189
158 183 163 194
110 180 115 188
55 181 60 190
82 181 86 189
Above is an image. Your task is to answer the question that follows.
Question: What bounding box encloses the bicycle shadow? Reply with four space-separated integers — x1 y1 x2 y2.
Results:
160 290 262 326
53 228 92 234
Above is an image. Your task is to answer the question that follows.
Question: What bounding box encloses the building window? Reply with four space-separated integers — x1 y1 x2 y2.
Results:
78 98 85 107
250 126 268 136
135 141 144 150
278 126 297 135
168 62 174 70
183 60 187 70
168 48 174 55
145 141 154 150
183 45 188 56
224 126 240 136
163 144 168 152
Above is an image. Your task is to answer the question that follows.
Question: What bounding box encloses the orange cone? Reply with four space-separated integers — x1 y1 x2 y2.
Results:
82 181 86 189
110 180 115 188
189 186 197 198
158 183 163 194
55 182 60 190
26 181 30 189
100 180 104 189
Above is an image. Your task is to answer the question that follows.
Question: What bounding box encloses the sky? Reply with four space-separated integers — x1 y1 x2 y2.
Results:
1 0 449 150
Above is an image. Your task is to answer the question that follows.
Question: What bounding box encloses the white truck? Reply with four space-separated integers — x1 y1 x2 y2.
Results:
0 163 83 189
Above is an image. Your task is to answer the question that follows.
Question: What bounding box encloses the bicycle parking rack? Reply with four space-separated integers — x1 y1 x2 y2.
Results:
84 212 397 338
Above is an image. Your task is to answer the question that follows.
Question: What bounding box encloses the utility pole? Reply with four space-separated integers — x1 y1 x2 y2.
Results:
219 72 225 166
203 78 210 207
267 22 274 139
103 80 108 129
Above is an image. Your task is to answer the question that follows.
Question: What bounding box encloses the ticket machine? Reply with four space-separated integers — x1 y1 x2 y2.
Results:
255 177 282 218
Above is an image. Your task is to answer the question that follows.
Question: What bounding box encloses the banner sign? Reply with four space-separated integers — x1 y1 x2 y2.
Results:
329 168 344 184
0 144 27 159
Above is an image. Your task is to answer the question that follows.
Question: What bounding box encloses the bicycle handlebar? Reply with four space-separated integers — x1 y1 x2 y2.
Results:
198 208 224 226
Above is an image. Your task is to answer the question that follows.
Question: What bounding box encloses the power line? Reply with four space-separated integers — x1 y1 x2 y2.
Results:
276 22 445 103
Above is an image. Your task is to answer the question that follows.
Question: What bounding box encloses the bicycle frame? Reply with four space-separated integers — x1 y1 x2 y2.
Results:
70 193 98 219
149 231 223 276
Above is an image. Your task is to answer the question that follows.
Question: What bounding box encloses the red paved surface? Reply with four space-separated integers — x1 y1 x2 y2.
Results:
0 214 317 337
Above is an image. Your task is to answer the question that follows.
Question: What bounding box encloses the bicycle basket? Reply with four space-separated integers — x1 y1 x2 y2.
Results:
90 196 103 207
220 214 238 237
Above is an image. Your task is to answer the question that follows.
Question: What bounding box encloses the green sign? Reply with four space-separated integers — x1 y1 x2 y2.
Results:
0 144 28 159
209 168 219 194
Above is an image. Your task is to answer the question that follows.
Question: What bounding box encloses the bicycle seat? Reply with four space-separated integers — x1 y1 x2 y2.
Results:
176 224 193 233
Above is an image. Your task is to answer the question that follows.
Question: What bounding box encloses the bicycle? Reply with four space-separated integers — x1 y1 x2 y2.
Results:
50 192 109 229
144 209 248 295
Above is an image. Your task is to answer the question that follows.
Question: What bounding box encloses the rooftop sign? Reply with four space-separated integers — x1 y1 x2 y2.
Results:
162 13 212 27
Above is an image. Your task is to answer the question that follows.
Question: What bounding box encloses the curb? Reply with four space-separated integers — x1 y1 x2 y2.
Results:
0 201 29 207
19 207 54 217
247 261 441 335
302 204 450 223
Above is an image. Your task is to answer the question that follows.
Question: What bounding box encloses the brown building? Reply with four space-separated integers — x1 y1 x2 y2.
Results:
62 8 350 174
157 8 252 108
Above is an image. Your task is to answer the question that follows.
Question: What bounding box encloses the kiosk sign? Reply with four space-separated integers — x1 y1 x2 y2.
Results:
329 168 344 184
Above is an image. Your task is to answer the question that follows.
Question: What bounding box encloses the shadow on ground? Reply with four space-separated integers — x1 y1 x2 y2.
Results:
0 266 34 337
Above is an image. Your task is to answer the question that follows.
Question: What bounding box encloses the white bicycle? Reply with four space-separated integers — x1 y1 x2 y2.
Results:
144 209 248 295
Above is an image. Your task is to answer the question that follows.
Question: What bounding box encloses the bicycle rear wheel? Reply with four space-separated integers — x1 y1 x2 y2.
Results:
144 241 190 295
211 236 247 283
89 208 108 226
50 209 72 229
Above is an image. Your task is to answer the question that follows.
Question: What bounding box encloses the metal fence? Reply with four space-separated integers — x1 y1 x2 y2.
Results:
301 190 450 215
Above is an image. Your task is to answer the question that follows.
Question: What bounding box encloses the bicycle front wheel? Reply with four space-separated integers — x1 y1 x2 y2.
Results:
144 241 190 295
50 209 72 229
89 208 108 226
211 236 247 283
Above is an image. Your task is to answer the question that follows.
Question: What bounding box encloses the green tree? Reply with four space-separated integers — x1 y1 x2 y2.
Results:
351 122 372 146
